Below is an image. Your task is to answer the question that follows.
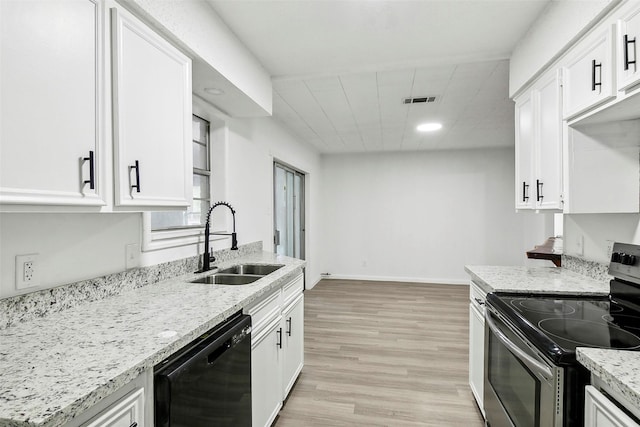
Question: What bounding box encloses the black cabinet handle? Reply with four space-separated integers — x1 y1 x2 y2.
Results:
592 59 602 91
83 151 95 190
536 179 544 202
276 328 282 348
130 160 141 193
286 317 292 336
130 423 138 427
624 34 636 71
522 181 529 202
474 298 485 306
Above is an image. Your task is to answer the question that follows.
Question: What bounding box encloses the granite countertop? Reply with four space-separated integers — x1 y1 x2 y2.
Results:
0 252 305 427
577 348 640 413
464 265 609 295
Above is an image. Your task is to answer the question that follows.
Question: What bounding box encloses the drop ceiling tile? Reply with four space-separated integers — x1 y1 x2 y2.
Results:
376 69 415 88
305 77 343 92
273 79 309 93
312 89 354 116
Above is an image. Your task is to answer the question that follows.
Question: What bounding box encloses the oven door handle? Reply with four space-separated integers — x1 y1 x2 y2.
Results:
486 311 554 382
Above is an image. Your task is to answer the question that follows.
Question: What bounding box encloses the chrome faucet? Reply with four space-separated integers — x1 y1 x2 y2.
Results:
199 201 238 273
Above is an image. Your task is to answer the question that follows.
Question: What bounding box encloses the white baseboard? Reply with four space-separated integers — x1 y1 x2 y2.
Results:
318 274 468 286
306 274 323 290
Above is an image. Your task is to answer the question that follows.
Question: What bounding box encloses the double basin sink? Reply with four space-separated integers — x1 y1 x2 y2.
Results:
191 263 284 285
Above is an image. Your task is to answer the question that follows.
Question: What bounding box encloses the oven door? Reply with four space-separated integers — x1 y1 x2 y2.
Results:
484 306 562 427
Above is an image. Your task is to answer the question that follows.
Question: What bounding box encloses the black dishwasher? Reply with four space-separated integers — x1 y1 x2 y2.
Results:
154 313 252 427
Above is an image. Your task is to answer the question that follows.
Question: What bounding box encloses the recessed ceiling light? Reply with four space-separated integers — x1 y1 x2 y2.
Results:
204 87 225 95
417 122 442 132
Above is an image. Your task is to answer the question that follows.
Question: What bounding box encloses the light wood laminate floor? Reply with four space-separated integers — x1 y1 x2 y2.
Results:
274 279 485 427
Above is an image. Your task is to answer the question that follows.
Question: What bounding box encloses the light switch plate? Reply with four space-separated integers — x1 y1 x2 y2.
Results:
125 243 140 270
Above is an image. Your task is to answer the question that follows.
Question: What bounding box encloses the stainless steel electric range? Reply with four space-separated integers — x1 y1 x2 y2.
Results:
484 242 640 427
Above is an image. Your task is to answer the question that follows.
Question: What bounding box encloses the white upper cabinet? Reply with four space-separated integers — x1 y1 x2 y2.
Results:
0 0 106 208
563 26 616 119
617 2 640 92
515 69 563 211
111 7 192 208
0 0 193 211
515 92 535 209
535 71 563 210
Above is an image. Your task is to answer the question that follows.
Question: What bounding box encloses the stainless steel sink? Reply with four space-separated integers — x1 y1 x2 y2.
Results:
191 274 261 285
217 264 284 276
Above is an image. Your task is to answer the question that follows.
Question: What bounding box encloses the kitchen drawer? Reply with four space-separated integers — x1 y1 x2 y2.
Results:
470 281 487 306
282 273 304 307
245 288 281 335
84 388 144 427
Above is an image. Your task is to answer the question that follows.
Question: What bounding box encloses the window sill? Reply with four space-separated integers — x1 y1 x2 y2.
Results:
142 213 229 252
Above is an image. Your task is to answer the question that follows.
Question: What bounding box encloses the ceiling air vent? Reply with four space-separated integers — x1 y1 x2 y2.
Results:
403 96 437 104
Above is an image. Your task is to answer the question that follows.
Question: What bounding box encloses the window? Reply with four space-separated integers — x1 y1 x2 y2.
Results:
142 98 228 252
150 115 211 230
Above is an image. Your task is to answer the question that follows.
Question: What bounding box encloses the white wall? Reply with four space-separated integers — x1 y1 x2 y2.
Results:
318 147 553 284
564 213 640 262
509 0 617 97
0 213 141 297
224 116 323 288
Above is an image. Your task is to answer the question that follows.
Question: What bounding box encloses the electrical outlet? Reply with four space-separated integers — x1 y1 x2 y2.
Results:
15 254 40 290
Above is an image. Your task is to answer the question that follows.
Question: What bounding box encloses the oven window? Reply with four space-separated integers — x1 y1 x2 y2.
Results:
489 330 540 427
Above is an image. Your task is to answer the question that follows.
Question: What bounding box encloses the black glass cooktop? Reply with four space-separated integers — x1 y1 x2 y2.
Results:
487 293 640 365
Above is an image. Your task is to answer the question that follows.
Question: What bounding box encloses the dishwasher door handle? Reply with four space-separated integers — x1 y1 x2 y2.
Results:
207 339 232 365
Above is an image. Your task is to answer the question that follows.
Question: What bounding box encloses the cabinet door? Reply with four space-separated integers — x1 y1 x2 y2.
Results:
111 7 192 208
0 0 105 207
617 3 640 91
282 294 304 399
563 26 616 119
515 92 535 209
535 71 563 210
252 317 283 427
584 386 639 427
469 301 485 416
84 388 144 427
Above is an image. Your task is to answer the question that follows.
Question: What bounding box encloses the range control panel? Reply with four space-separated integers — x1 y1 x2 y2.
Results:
609 242 640 282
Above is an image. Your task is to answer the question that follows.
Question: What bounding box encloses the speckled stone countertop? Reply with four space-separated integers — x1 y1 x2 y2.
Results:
464 265 609 295
577 348 640 413
0 252 305 427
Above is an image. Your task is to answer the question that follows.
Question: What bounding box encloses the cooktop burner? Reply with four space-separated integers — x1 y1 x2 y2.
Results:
487 293 640 364
510 298 576 315
538 318 640 349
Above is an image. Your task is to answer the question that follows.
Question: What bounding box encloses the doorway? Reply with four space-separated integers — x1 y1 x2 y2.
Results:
274 162 305 259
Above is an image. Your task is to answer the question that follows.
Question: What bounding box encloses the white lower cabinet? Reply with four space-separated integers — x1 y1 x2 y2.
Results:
282 294 304 398
84 388 144 427
63 370 152 427
251 316 284 427
585 385 639 427
468 281 486 417
246 272 304 427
